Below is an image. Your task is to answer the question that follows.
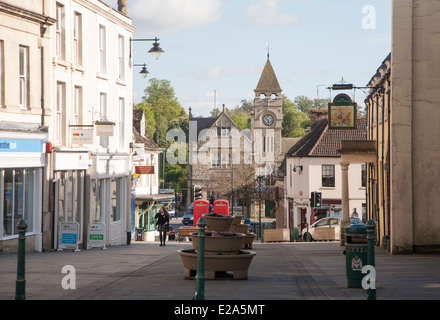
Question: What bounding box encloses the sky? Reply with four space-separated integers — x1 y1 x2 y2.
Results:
104 0 391 117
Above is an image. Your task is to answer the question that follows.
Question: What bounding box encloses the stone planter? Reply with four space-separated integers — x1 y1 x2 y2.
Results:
178 248 256 280
190 231 245 255
242 233 256 249
203 214 233 232
230 215 243 226
264 228 290 242
230 224 249 234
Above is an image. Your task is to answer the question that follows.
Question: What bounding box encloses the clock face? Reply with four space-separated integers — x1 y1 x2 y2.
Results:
262 114 274 126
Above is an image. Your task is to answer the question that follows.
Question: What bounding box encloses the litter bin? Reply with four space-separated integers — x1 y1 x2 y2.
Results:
345 217 367 288
135 227 145 241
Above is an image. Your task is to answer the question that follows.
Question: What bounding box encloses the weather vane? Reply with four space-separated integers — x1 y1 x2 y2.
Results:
266 41 270 59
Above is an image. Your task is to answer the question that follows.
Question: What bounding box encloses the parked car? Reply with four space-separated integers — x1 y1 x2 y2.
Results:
167 225 176 240
242 218 252 231
182 203 194 225
301 217 341 241
182 213 193 225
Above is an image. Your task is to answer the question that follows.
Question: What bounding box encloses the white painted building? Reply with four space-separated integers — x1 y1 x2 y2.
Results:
283 114 367 236
0 0 56 253
49 0 135 250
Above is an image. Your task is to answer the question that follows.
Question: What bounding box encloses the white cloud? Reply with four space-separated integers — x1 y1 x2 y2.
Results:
128 0 221 33
245 0 299 26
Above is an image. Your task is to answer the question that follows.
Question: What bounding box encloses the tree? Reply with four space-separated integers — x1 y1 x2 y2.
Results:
211 163 274 218
282 95 309 137
135 78 186 148
312 98 330 109
230 109 251 130
134 79 188 191
294 95 314 114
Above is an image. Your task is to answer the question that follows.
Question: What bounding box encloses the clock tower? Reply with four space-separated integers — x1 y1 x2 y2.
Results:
251 56 283 175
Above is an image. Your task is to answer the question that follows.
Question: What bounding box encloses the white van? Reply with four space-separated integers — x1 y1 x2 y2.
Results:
301 217 341 241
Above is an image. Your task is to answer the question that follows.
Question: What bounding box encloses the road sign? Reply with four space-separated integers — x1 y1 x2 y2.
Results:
254 177 267 192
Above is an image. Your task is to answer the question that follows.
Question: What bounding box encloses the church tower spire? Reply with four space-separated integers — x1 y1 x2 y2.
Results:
251 55 284 177
255 58 282 95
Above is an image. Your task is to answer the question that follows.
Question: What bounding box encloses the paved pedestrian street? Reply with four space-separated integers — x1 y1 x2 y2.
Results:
1 241 439 303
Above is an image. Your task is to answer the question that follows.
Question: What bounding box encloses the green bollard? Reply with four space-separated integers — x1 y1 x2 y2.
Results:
366 219 376 300
194 217 206 300
15 219 27 300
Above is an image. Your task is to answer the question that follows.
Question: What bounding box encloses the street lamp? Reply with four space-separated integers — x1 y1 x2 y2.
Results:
130 37 165 60
133 63 149 78
148 37 165 60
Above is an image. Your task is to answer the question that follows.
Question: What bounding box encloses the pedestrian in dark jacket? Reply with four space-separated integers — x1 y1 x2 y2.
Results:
155 206 170 246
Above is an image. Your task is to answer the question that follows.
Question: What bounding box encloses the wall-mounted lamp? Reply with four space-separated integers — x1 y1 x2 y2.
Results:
130 37 165 60
133 63 150 78
293 165 303 174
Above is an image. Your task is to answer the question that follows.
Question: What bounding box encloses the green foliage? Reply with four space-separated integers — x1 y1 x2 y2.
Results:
135 78 186 148
230 109 251 130
282 95 309 138
134 78 189 191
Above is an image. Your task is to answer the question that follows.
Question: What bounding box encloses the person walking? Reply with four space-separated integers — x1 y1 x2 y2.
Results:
155 206 170 246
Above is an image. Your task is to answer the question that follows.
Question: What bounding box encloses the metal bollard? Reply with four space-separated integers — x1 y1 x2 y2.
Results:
15 219 27 300
194 217 206 300
366 219 376 300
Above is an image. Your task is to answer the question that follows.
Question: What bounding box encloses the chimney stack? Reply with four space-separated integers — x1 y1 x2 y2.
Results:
310 109 328 128
118 0 127 15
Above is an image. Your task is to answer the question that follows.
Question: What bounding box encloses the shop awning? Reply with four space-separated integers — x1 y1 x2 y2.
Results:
135 193 174 202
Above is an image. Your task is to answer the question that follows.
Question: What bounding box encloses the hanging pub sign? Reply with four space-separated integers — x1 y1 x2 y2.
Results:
328 94 357 129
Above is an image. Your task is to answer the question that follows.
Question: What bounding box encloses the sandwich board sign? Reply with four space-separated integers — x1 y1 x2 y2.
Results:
87 222 107 249
59 222 80 252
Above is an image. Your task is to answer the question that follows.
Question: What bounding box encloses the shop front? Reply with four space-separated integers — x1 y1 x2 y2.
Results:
311 200 342 224
0 132 47 253
90 153 130 247
134 194 175 242
53 150 89 250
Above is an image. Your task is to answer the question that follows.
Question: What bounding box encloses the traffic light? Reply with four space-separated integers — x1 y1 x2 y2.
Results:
310 192 315 207
194 185 202 200
314 192 322 208
177 193 182 202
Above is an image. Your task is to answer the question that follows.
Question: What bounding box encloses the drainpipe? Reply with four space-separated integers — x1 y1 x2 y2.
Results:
386 75 391 238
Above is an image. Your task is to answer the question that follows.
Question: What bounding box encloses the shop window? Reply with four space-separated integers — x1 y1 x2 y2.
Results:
91 179 102 222
2 169 35 237
110 178 121 222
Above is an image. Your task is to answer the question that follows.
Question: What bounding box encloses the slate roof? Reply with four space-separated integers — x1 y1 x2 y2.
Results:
132 109 160 149
190 117 217 136
132 127 160 149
